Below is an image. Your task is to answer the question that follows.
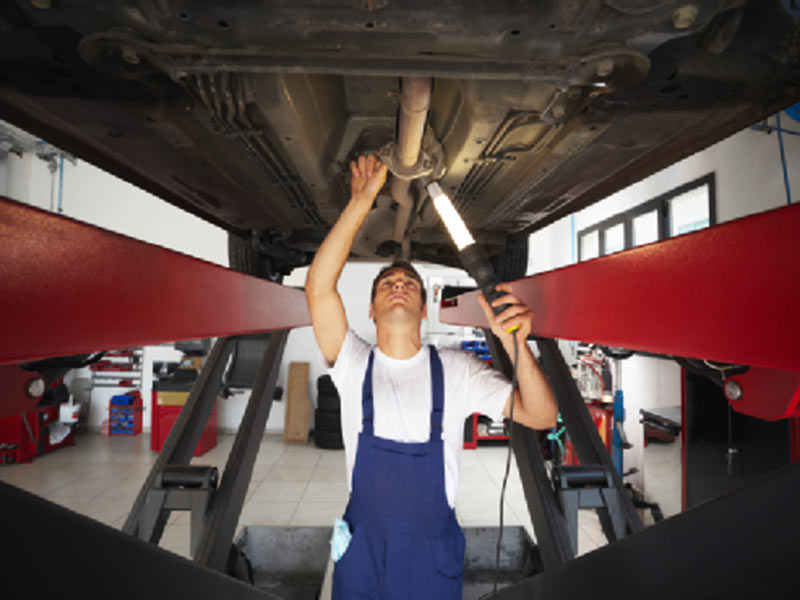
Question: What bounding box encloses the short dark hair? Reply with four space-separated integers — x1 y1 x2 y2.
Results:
370 261 427 305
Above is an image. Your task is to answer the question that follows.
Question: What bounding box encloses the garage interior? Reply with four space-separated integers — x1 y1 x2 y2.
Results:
1 3 800 598
3 107 798 596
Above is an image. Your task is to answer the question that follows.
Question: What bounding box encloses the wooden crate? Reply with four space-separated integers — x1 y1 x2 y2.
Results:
284 362 310 444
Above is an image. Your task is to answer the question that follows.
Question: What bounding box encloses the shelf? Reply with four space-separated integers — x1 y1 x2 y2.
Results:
92 383 140 388
90 348 143 391
105 349 143 358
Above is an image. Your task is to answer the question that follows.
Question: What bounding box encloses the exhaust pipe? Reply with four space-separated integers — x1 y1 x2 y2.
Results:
391 77 432 249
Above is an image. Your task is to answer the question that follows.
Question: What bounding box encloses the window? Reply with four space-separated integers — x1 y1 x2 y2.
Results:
603 223 625 255
577 173 715 261
580 230 599 260
669 185 710 236
632 209 659 247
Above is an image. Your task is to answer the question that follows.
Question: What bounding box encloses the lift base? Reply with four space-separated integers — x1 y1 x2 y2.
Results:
0 481 272 600
234 524 540 599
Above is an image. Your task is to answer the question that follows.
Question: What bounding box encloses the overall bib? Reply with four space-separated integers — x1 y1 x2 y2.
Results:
332 346 465 599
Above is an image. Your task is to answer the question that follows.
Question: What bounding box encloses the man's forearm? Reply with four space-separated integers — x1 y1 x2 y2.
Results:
477 281 557 429
503 336 558 430
306 155 386 364
306 196 371 296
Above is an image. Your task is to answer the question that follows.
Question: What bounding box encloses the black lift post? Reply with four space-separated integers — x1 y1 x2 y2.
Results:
124 331 289 573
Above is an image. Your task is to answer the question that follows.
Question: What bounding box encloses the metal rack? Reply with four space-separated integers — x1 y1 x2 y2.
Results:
89 348 143 389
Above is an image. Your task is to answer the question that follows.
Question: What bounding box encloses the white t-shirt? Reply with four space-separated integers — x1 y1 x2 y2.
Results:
328 330 512 508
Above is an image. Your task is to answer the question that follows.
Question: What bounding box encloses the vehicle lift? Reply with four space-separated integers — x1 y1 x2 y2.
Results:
1 196 799 598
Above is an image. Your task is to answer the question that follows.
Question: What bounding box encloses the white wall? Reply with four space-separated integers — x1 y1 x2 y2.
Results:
528 215 573 275
527 113 800 492
1 149 228 266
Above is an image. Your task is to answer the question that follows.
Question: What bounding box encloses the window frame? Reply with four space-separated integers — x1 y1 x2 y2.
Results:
577 172 716 261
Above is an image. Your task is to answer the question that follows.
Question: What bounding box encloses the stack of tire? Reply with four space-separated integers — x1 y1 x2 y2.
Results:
314 375 343 449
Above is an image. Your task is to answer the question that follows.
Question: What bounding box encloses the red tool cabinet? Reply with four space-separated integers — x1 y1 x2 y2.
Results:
150 391 217 456
0 405 74 464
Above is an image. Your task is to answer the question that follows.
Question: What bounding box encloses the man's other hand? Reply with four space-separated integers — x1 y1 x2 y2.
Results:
477 282 533 349
350 154 388 205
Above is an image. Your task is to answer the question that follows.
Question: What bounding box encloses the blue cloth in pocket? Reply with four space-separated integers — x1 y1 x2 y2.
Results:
330 518 352 562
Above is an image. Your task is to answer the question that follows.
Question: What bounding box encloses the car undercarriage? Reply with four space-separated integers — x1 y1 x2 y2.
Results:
2 5 800 596
0 1 798 274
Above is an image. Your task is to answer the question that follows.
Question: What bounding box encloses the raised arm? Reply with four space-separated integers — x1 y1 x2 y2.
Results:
305 155 387 364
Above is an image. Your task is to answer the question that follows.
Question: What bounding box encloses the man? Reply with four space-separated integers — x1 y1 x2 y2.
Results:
305 154 557 599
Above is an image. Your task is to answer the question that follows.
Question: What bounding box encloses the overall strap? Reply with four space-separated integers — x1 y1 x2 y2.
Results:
361 347 444 440
360 350 376 436
429 346 445 442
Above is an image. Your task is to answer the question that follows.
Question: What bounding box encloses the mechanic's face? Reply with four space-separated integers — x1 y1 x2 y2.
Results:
369 268 427 325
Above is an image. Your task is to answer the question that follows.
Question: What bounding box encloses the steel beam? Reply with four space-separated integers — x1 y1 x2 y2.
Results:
489 462 800 600
511 422 575 569
0 481 274 600
194 330 288 570
440 203 800 372
483 329 575 569
96 31 584 82
537 339 643 540
162 52 578 81
123 337 235 538
0 197 310 365
486 329 641 563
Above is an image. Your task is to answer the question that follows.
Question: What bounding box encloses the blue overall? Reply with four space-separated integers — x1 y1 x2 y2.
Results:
332 346 465 599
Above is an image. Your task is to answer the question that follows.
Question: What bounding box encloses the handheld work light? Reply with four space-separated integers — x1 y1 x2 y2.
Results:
427 181 511 321
429 182 521 590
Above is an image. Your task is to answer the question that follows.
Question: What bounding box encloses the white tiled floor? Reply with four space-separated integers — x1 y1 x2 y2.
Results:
642 435 682 521
0 432 623 559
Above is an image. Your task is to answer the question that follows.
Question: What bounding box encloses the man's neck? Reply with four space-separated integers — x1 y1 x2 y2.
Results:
375 324 422 359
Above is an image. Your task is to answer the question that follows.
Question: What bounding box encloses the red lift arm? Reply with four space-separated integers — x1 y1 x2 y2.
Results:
441 202 800 420
3 196 798 419
0 197 310 365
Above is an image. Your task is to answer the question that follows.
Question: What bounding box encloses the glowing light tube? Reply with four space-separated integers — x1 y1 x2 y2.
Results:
427 181 475 251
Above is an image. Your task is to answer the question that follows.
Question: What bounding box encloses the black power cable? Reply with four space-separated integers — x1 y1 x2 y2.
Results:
482 329 520 598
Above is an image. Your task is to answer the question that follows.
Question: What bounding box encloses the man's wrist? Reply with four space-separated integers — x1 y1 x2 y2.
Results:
349 194 375 209
501 332 530 359
500 336 517 358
